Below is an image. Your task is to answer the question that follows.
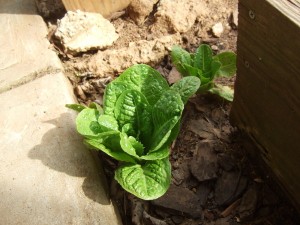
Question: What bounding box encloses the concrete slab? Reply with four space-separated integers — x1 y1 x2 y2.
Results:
0 0 62 93
0 72 122 225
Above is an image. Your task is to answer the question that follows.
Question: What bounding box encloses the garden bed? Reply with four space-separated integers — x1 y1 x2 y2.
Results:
40 0 299 224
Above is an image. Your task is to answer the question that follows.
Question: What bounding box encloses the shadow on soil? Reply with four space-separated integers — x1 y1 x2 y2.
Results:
28 112 111 205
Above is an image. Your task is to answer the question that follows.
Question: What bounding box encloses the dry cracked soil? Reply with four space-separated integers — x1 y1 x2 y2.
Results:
39 0 299 224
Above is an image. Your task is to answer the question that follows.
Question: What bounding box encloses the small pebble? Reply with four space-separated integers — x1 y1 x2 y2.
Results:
212 22 224 37
211 45 219 51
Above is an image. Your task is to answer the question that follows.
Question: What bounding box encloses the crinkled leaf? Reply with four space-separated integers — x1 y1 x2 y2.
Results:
171 76 200 104
104 82 133 116
76 108 100 137
115 158 171 200
152 90 183 131
171 46 192 76
140 146 170 160
65 104 86 112
116 64 169 105
213 52 237 77
98 115 119 131
128 136 144 156
150 90 183 151
194 44 213 74
209 84 234 101
115 90 152 140
120 133 144 157
150 127 173 153
114 90 144 127
85 138 136 163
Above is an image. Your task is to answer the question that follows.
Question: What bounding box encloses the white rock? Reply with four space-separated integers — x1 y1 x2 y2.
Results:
212 22 224 37
211 45 219 51
154 0 208 33
55 10 119 54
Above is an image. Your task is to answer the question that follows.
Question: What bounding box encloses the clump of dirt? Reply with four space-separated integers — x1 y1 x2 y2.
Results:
64 33 181 79
40 0 299 224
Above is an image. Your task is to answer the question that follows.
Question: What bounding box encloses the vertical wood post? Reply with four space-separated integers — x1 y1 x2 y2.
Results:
231 0 300 210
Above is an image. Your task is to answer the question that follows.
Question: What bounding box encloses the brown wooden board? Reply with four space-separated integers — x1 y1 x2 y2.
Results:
61 0 131 17
230 0 300 210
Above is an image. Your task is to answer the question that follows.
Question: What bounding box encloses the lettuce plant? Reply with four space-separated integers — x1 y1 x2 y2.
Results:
67 64 200 200
171 44 236 101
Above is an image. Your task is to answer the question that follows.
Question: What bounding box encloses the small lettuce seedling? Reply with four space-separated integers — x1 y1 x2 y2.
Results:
171 44 236 101
66 64 200 200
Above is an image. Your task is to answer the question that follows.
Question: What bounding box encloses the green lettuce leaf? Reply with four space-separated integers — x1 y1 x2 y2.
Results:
115 158 171 200
210 60 222 78
65 104 86 112
171 46 192 76
88 102 104 114
213 52 237 77
122 123 136 137
140 146 170 160
114 89 152 141
171 76 200 104
182 63 200 77
116 64 169 106
162 120 181 149
209 84 234 101
85 138 136 163
194 44 213 73
76 108 101 137
103 82 133 116
120 133 144 158
98 114 119 131
149 90 183 151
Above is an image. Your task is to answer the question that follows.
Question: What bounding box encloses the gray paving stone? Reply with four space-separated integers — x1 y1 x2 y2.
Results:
0 0 62 93
0 73 122 225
